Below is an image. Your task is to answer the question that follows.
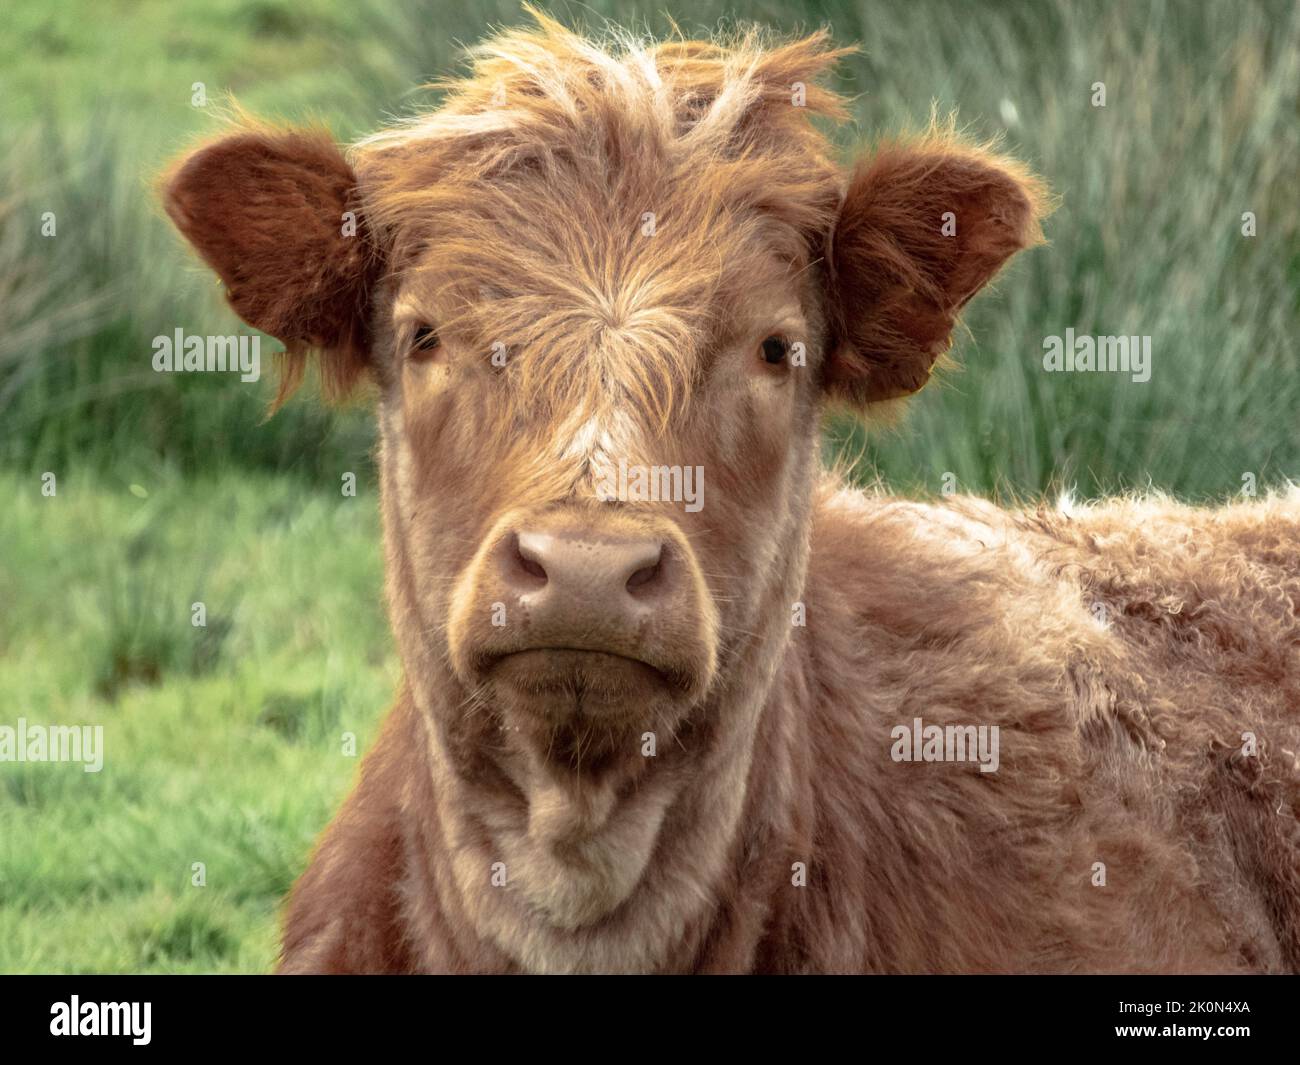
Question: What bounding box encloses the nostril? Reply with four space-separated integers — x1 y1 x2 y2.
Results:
625 560 660 591
624 542 666 596
509 531 549 585
518 553 548 582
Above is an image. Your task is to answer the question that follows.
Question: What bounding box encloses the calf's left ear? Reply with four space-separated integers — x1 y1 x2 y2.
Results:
161 125 381 406
826 134 1049 405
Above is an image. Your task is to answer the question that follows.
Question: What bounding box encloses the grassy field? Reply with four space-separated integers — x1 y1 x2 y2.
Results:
0 0 1297 971
0 468 393 971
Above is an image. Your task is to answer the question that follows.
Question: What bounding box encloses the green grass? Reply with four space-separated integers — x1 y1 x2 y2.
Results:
0 0 1296 971
0 470 392 972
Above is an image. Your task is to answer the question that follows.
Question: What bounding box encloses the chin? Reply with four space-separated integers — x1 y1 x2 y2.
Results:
476 648 700 772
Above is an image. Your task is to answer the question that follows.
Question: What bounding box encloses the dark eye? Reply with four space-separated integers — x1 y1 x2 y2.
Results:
410 325 440 360
760 335 789 365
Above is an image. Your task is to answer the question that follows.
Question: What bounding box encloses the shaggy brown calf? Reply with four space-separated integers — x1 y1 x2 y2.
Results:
163 18 1300 973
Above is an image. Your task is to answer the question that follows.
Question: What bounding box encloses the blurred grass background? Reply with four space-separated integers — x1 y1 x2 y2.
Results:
0 0 1296 971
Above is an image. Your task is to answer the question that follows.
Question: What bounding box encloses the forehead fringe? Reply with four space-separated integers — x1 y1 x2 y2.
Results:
353 11 854 432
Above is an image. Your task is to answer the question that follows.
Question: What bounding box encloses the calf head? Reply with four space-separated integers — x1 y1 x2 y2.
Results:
164 18 1046 935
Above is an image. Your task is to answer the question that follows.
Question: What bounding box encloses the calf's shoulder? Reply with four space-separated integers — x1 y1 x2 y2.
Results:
278 696 421 974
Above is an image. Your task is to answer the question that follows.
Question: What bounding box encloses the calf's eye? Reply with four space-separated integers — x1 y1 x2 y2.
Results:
409 325 441 361
760 335 789 366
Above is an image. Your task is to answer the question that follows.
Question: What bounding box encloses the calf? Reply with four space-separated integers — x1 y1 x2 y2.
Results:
163 17 1300 973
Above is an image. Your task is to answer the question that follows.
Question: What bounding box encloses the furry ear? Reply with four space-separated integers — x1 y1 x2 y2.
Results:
826 132 1048 405
161 125 381 406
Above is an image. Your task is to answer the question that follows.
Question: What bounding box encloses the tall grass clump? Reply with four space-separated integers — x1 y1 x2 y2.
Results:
815 0 1300 500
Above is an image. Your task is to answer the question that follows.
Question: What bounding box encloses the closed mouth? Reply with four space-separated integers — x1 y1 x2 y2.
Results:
490 646 663 681
482 646 705 700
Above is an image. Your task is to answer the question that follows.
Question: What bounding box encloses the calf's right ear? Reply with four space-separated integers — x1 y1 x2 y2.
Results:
161 125 381 406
